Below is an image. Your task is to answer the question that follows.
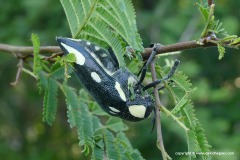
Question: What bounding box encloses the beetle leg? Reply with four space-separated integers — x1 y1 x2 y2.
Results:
137 61 146 76
143 60 180 91
135 44 161 88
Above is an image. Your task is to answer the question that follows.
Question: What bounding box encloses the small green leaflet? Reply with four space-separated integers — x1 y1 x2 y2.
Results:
217 44 225 60
42 78 58 125
31 33 41 77
63 85 94 154
64 53 76 63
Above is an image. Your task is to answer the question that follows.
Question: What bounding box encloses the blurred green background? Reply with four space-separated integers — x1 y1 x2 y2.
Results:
0 0 239 160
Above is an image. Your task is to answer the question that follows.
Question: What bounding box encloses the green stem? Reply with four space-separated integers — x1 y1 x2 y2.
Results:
73 0 99 38
201 4 215 37
161 105 189 131
22 68 37 79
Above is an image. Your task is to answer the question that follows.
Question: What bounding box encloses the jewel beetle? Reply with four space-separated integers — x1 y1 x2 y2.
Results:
56 37 180 122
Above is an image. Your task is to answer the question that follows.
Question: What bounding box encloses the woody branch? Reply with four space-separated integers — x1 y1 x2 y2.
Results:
0 37 220 60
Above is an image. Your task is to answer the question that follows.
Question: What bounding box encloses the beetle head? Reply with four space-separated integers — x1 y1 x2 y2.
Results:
126 94 154 120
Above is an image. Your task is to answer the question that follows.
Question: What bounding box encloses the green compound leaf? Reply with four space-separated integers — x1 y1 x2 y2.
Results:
116 132 144 160
103 130 121 160
63 85 94 154
105 117 129 132
197 3 226 37
59 0 144 67
37 71 48 94
182 104 212 159
31 33 42 77
42 78 58 125
156 62 211 159
91 140 104 160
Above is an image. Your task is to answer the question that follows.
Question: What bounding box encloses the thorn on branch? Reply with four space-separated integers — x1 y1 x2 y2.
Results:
16 54 33 60
11 58 24 86
44 52 63 61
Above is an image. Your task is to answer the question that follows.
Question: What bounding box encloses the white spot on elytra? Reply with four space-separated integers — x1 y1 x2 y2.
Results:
129 105 146 118
109 106 120 113
109 111 117 115
84 47 91 53
91 72 101 83
95 46 100 51
115 82 126 101
85 47 114 76
86 42 91 45
101 53 108 58
61 43 85 65
89 51 114 76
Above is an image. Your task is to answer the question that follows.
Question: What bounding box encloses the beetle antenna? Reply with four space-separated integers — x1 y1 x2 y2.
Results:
149 80 174 95
164 59 180 80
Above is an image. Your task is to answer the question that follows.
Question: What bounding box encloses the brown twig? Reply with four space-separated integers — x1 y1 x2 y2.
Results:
0 39 217 61
1 35 237 61
44 52 64 61
208 0 214 6
141 39 216 60
0 43 60 54
150 59 171 160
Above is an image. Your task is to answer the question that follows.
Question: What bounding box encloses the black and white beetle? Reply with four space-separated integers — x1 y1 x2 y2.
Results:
56 37 180 122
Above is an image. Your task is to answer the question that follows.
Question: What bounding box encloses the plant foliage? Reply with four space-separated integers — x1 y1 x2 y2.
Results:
31 33 41 77
63 84 144 158
60 0 144 67
42 78 58 125
64 85 94 154
197 3 240 59
26 0 240 159
156 63 211 159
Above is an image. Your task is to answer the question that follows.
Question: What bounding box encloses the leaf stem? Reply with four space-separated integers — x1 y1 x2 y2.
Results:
22 68 37 79
161 105 189 131
73 0 99 38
